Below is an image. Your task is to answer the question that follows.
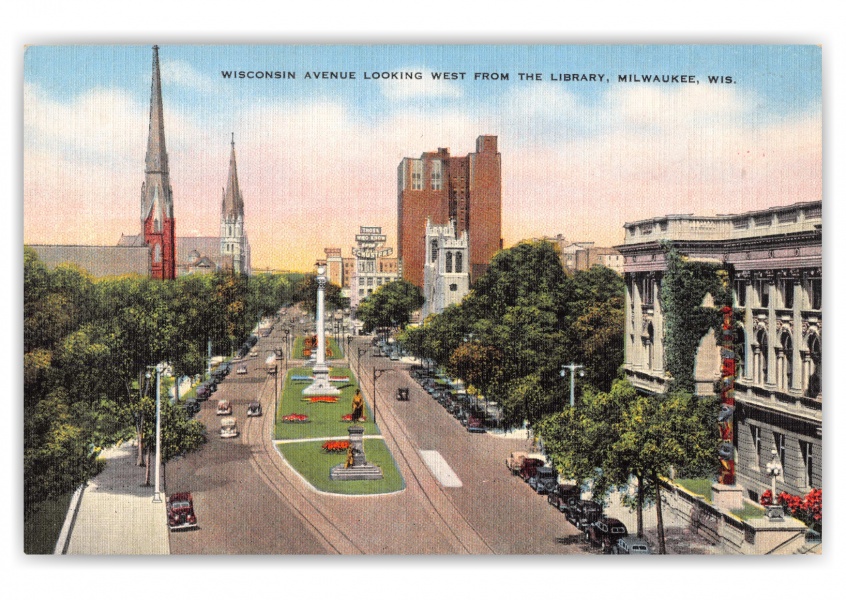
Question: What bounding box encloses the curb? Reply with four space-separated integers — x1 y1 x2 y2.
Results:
53 483 86 555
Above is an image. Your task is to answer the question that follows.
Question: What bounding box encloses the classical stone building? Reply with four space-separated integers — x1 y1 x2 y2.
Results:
422 219 470 318
397 135 502 288
616 200 822 500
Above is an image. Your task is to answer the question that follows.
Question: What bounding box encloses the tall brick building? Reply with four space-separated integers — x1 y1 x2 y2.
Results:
397 135 502 288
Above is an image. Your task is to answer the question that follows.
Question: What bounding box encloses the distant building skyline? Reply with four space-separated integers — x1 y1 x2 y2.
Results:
24 45 821 272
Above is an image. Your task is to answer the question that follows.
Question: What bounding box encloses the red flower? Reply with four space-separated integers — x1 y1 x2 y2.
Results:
322 440 350 453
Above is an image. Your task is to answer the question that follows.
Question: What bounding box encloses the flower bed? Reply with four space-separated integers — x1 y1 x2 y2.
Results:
322 440 350 453
281 413 309 423
761 488 822 527
307 396 339 403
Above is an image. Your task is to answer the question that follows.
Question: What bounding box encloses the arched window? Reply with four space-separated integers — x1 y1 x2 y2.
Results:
806 333 821 398
734 326 746 380
756 329 768 385
455 251 463 273
446 251 453 273
430 239 438 263
780 331 793 390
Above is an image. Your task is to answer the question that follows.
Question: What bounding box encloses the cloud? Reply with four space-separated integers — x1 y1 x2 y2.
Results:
23 77 821 273
161 59 218 93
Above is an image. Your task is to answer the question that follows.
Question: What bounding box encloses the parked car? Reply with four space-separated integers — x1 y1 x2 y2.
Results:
396 387 410 401
184 398 200 418
568 499 603 530
390 351 400 361
247 401 262 417
236 364 248 375
519 457 547 482
466 415 486 433
612 536 652 555
216 399 232 416
195 384 212 401
585 517 628 552
220 417 239 438
528 466 558 494
547 483 581 512
166 492 198 531
505 451 529 476
249 349 258 357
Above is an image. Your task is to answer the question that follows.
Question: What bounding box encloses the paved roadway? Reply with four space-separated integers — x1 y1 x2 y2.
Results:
167 308 589 555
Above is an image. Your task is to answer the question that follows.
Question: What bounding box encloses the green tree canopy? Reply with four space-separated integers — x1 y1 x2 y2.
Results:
355 279 423 332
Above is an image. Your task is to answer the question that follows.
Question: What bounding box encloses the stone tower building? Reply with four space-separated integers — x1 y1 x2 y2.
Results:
140 45 176 280
219 135 250 274
422 219 470 318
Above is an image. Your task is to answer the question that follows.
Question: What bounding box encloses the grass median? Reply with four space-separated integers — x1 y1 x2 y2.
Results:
276 439 404 495
275 366 379 440
274 365 405 494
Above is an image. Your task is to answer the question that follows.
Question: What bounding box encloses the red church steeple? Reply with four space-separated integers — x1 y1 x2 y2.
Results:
140 45 176 279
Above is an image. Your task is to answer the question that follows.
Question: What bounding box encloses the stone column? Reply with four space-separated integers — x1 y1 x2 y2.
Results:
302 265 340 399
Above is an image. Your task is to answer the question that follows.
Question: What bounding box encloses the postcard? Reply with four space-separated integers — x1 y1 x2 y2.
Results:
23 44 822 556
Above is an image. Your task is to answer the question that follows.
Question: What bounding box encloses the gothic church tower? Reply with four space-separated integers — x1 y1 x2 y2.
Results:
140 45 176 279
220 134 250 274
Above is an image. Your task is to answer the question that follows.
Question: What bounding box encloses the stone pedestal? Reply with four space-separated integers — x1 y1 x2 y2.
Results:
711 483 744 512
330 426 383 480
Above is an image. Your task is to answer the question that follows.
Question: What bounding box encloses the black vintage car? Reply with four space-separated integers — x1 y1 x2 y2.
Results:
528 466 558 494
585 517 629 553
568 499 603 530
396 387 410 401
547 483 581 512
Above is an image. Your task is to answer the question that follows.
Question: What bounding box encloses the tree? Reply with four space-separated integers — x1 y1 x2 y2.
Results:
448 341 503 396
355 279 423 332
139 392 206 485
293 275 346 317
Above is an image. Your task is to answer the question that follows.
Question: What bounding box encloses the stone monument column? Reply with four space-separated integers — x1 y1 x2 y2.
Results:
302 265 341 399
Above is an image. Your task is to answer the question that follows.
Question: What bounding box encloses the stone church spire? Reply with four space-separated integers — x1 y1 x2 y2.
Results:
222 133 244 219
140 45 176 279
219 133 250 275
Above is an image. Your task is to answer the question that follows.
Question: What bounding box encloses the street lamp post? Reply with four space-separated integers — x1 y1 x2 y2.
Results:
765 450 785 520
283 328 290 371
146 364 164 503
559 363 585 408
357 346 368 380
372 367 392 425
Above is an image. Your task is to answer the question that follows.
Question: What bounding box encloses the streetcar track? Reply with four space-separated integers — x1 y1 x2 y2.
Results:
242 364 365 554
365 364 497 554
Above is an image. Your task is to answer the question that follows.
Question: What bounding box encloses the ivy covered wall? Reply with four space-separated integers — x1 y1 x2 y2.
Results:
659 244 732 394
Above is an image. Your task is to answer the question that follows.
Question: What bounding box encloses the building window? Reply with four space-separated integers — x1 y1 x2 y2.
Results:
755 280 769 308
455 251 463 273
806 332 821 398
431 160 442 190
809 279 821 310
412 160 423 190
154 244 162 263
367 277 373 286
430 239 438 263
734 281 746 308
359 277 365 286
782 280 794 310
800 441 814 488
641 276 654 305
359 289 364 297
755 329 768 385
446 251 453 273
449 283 458 291
750 424 761 468
779 331 793 390
773 432 786 471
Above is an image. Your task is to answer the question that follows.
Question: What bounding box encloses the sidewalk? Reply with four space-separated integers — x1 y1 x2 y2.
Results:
60 439 170 555
602 490 718 555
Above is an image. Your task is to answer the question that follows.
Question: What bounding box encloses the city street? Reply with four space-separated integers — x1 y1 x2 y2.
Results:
167 308 589 554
